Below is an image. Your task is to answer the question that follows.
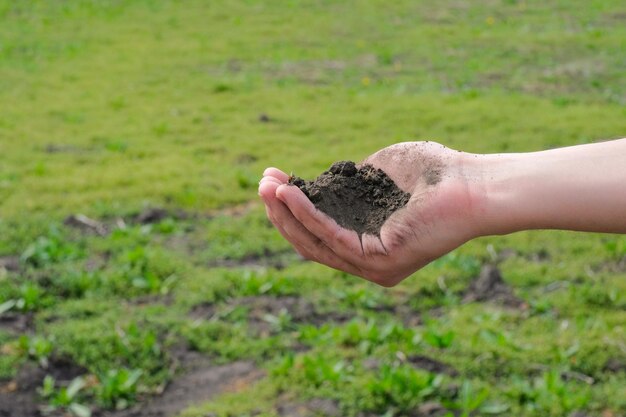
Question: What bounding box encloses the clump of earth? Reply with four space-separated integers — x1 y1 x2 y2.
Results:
288 161 411 241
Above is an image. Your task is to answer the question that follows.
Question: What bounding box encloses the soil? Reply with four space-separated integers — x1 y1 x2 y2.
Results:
189 295 351 336
463 265 525 308
0 356 87 417
289 161 410 241
407 354 459 376
0 255 20 272
135 208 171 225
277 398 340 417
0 311 34 334
604 357 626 373
99 356 262 417
64 214 109 236
207 249 298 270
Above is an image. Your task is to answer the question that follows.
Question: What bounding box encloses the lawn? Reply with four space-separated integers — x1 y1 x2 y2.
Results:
0 1 625 416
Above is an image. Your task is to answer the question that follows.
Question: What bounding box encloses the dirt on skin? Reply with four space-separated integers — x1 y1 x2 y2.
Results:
289 161 410 243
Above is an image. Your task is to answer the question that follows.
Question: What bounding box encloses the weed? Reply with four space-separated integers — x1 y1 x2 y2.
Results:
21 226 83 267
40 375 92 417
18 335 54 367
96 368 142 410
423 327 455 349
364 364 443 413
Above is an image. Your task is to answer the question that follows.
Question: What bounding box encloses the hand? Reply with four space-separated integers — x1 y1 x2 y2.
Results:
258 141 487 287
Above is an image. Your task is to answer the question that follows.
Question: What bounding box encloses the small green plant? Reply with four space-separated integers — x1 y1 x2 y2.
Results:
262 308 294 332
111 246 178 294
21 226 82 267
423 327 455 349
332 319 414 354
96 368 142 410
506 370 591 414
300 353 350 389
477 328 525 352
117 322 162 367
18 335 54 367
364 364 442 413
333 286 386 309
432 252 481 276
16 281 47 311
444 380 490 417
40 375 92 417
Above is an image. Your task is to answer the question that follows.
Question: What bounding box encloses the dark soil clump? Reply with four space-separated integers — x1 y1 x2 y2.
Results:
289 161 410 239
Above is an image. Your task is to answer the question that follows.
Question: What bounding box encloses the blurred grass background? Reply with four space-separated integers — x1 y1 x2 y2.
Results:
1 1 625 416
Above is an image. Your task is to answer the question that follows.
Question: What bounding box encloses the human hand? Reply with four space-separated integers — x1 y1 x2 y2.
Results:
258 141 487 287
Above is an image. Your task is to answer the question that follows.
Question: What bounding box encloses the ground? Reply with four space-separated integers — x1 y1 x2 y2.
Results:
0 1 625 416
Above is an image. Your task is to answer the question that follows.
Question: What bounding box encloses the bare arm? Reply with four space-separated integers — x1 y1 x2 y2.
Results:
476 138 626 235
259 138 626 287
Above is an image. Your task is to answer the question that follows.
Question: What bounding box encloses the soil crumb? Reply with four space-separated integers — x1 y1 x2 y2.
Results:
289 161 410 239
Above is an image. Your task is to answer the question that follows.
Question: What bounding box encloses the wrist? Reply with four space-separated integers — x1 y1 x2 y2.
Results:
464 152 534 237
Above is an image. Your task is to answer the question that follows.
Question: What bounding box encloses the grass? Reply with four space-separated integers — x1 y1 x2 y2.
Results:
1 0 625 416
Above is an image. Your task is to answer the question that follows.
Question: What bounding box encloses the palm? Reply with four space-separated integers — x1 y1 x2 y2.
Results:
259 141 481 286
361 142 478 284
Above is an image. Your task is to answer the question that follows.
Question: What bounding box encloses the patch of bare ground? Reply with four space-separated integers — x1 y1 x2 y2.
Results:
604 357 626 374
0 356 88 417
277 398 340 417
0 311 34 334
356 401 452 417
0 255 20 273
99 346 264 417
369 303 423 327
463 265 526 309
589 256 626 274
206 249 300 270
190 295 351 336
406 354 459 376
209 201 259 218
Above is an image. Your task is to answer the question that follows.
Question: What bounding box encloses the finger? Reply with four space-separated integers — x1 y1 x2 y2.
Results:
260 182 363 276
275 184 368 265
262 167 290 183
259 176 282 187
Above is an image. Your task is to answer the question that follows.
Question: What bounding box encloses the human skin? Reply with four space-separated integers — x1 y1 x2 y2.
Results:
258 138 626 287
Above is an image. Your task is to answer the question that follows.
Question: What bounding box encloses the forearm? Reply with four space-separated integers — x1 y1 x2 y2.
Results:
474 138 626 235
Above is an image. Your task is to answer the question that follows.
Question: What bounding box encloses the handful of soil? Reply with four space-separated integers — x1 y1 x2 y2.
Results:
288 161 411 239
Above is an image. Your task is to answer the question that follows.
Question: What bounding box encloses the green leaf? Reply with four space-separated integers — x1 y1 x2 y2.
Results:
69 403 92 417
66 377 86 399
480 402 510 414
0 299 16 315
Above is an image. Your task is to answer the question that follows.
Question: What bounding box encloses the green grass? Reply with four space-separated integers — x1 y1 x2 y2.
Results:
1 0 625 416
